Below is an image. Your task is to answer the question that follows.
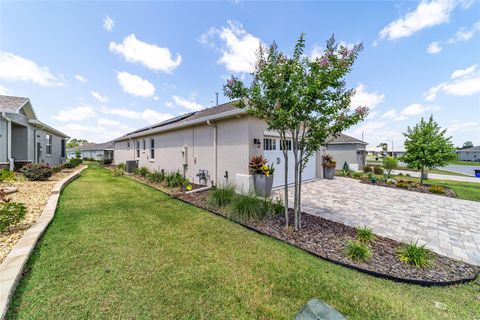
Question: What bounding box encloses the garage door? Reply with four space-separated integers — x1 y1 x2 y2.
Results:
263 138 316 187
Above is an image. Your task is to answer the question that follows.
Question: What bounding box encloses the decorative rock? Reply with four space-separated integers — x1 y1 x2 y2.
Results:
295 298 345 320
2 187 18 195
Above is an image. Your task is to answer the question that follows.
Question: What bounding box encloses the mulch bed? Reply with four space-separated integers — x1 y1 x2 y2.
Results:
120 170 479 285
359 178 457 198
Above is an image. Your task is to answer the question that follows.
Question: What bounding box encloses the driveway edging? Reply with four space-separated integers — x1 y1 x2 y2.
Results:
0 165 87 320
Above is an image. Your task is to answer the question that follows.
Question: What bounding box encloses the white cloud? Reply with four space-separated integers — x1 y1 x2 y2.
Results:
91 91 110 103
347 121 405 150
0 85 12 95
56 123 128 143
447 20 480 43
51 105 97 122
382 103 436 121
171 95 205 111
100 106 173 124
103 15 115 31
427 41 442 54
0 51 64 86
350 84 385 110
97 118 119 126
200 20 262 73
116 71 155 98
74 74 87 83
309 45 324 59
165 101 174 108
378 0 456 41
447 120 479 133
110 34 181 73
451 64 477 79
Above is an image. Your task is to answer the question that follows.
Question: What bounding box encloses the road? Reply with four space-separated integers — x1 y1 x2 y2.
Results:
392 169 480 183
438 164 480 177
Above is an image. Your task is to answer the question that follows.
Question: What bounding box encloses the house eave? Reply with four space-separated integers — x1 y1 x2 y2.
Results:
29 119 69 138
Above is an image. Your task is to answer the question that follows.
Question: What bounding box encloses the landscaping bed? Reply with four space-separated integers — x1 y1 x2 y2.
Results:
177 189 479 285
360 178 457 198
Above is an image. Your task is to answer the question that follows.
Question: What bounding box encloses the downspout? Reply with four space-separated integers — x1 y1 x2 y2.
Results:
206 120 217 186
1 112 14 170
33 129 38 164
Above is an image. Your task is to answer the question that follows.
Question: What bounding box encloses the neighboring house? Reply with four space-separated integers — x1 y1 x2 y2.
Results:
456 146 480 162
325 133 368 171
67 141 114 162
113 102 365 190
0 95 69 170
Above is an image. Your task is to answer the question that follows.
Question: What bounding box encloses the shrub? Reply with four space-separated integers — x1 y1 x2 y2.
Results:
363 165 372 173
231 193 264 220
0 169 15 182
112 166 125 176
136 166 150 177
428 185 445 194
397 240 431 268
165 171 185 188
209 184 235 207
352 172 363 179
69 158 83 167
322 154 336 168
117 163 126 170
396 181 409 189
383 156 398 178
373 166 384 175
148 170 165 183
0 202 27 232
356 225 376 244
20 164 53 181
369 176 377 184
63 162 75 169
52 165 63 173
345 240 372 263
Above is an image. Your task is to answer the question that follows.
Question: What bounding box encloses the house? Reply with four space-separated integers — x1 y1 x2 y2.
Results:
113 101 365 190
67 141 114 162
325 133 368 171
456 146 480 162
0 95 69 170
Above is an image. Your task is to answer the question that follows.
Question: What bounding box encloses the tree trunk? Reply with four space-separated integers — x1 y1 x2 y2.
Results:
293 132 299 231
298 153 303 230
280 131 289 228
420 166 424 185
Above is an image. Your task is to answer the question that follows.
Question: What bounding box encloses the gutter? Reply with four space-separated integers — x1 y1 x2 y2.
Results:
1 112 14 170
114 108 246 142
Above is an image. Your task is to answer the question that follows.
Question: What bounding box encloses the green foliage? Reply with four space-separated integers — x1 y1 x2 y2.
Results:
397 241 432 268
66 138 89 149
147 170 165 183
377 142 388 158
352 172 363 179
363 165 372 173
396 181 409 189
75 150 81 159
112 167 125 177
322 154 336 169
345 240 372 263
164 171 189 189
63 162 75 169
136 167 150 177
401 116 457 184
369 176 377 184
462 141 473 149
117 163 126 170
356 225 376 244
209 184 235 207
231 193 265 220
373 166 384 175
339 161 351 176
383 156 398 178
0 202 27 232
428 185 445 194
52 165 63 173
69 158 83 167
0 169 15 182
20 164 53 181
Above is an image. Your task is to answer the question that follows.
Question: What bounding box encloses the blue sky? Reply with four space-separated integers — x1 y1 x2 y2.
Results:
1 0 479 149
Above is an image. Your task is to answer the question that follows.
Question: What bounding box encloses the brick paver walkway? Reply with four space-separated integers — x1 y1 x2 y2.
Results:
273 177 480 265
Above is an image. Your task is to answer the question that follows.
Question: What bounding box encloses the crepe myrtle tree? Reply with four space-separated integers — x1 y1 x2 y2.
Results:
401 116 457 184
224 34 368 231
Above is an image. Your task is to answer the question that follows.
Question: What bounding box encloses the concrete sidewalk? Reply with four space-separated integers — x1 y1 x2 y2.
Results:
392 169 480 183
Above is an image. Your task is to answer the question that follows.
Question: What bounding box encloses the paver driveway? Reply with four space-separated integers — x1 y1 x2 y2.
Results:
273 177 480 265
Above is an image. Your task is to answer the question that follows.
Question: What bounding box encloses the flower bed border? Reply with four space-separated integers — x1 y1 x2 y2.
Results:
123 174 479 287
0 165 87 319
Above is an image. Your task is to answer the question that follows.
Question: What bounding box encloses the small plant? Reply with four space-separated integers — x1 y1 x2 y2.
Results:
112 166 125 176
345 240 372 263
231 192 264 220
322 154 336 168
398 172 404 176
20 164 53 181
373 166 384 175
165 171 186 188
0 169 15 182
428 185 445 194
356 225 376 244
209 184 235 207
0 202 27 232
69 158 83 167
248 155 267 174
369 176 377 184
363 165 372 173
117 163 126 170
386 178 396 185
136 166 150 177
396 181 409 189
397 240 432 268
147 170 165 183
383 156 398 178
352 172 363 179
63 162 75 169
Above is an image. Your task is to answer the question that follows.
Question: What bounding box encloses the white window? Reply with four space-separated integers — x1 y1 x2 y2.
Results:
263 138 276 151
280 139 292 151
46 134 52 155
150 139 155 159
142 139 146 150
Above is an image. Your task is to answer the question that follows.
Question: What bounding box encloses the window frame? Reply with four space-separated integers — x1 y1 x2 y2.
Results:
150 138 155 159
46 134 52 155
136 141 140 159
263 138 276 151
280 139 292 151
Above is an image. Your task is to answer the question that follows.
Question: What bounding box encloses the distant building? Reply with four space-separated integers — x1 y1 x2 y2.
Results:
67 141 114 162
456 146 480 162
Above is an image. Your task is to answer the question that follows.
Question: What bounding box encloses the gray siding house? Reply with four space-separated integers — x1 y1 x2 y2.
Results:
0 95 69 170
456 146 480 162
67 141 114 162
113 101 366 191
325 133 368 171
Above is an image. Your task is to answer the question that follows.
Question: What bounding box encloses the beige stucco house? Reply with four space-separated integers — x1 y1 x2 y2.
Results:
113 102 366 190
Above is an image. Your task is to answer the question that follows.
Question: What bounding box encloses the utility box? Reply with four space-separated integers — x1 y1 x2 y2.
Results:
126 160 138 173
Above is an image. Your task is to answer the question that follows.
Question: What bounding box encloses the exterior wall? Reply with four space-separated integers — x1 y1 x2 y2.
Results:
114 115 260 186
0 118 6 163
36 128 66 166
11 124 28 160
326 143 366 170
457 151 480 161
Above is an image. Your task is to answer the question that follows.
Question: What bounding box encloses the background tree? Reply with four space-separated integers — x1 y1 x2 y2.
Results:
225 34 367 230
383 156 397 178
66 138 89 149
401 116 457 184
462 141 474 149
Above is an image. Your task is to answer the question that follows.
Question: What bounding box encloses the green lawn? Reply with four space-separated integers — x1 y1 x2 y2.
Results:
7 164 480 319
451 160 480 166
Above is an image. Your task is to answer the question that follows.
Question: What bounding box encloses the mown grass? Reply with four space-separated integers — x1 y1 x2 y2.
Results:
451 160 480 166
7 164 480 319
